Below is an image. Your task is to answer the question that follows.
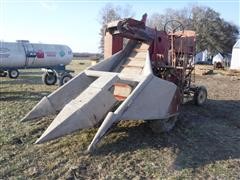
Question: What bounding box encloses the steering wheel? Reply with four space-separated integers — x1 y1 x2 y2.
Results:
164 20 184 38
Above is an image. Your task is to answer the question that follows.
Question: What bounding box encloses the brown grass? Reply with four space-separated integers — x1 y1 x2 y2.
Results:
1 60 240 179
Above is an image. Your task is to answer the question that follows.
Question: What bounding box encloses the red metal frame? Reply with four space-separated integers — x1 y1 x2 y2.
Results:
104 14 196 102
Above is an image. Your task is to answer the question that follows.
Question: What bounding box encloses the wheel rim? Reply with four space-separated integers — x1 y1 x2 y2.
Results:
46 75 56 84
63 77 71 84
198 90 206 104
11 71 18 77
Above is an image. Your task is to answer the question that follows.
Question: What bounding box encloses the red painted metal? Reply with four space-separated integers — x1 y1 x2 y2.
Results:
112 35 123 55
105 14 197 103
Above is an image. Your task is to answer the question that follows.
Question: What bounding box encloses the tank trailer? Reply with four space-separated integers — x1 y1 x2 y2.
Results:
0 40 73 86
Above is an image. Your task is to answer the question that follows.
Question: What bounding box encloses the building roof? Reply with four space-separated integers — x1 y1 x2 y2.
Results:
233 39 240 48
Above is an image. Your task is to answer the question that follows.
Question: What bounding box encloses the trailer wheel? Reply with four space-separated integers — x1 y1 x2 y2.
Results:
8 69 19 79
0 71 7 77
194 86 207 106
42 71 57 85
58 73 72 86
149 116 178 133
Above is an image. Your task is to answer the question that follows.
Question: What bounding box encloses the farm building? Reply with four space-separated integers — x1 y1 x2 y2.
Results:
212 53 224 64
195 49 208 63
230 39 240 70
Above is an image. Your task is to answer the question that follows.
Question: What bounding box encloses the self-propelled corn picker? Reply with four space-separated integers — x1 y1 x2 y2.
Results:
22 14 207 151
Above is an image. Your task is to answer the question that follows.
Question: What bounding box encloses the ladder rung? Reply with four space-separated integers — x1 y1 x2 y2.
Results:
128 57 145 61
122 65 143 68
134 48 147 52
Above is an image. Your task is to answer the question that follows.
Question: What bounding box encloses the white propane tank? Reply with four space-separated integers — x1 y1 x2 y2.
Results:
0 41 73 69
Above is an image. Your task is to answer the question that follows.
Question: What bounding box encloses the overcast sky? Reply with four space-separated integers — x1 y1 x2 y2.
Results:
0 0 239 53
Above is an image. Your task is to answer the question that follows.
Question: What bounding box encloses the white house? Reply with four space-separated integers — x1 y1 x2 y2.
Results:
195 49 208 63
212 53 224 64
230 40 240 70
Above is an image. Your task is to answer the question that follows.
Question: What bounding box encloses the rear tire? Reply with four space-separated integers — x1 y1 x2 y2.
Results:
194 86 207 106
58 73 72 86
42 71 57 85
8 69 19 79
149 116 178 133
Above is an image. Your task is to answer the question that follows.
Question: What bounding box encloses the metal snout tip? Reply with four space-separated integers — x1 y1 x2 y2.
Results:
87 144 95 153
34 137 42 144
20 115 29 122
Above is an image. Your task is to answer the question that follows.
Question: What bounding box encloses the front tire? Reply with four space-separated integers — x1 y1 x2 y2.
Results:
194 86 207 106
0 71 7 77
42 71 57 85
8 69 19 79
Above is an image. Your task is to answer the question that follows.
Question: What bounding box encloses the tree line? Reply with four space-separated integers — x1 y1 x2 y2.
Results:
98 4 239 57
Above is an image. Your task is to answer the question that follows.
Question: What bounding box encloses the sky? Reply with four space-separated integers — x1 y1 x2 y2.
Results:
0 0 239 53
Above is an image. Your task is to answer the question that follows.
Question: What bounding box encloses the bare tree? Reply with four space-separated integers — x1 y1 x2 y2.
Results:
147 5 239 55
147 7 192 30
98 3 134 54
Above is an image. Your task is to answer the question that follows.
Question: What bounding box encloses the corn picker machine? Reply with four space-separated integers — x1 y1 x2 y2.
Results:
21 14 207 151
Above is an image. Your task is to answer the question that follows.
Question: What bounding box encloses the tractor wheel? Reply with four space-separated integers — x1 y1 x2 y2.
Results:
58 73 72 86
194 86 207 106
149 116 178 133
8 69 19 79
42 71 57 85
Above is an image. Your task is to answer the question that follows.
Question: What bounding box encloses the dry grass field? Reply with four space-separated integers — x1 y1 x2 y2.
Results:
1 60 240 179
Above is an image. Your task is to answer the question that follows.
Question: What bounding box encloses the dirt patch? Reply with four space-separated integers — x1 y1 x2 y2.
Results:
195 65 214 75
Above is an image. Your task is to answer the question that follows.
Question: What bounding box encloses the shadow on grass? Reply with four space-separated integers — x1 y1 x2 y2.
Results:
0 91 51 101
92 99 240 169
0 76 44 85
20 71 43 75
